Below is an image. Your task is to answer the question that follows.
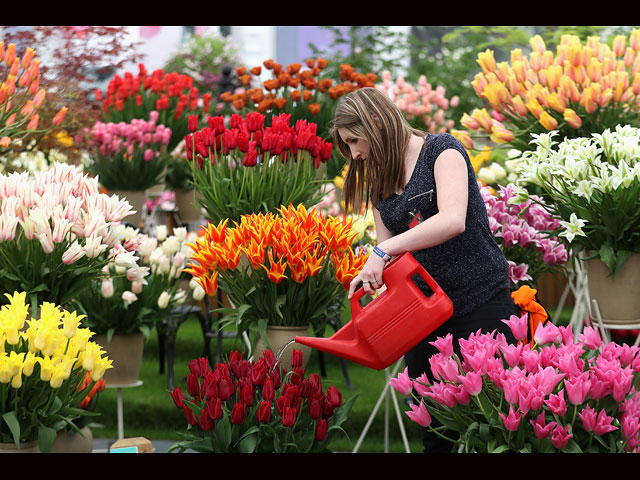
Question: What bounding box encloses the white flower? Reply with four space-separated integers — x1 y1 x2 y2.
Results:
489 162 507 180
559 213 587 243
172 227 187 242
162 236 180 256
477 167 497 184
122 291 138 305
157 291 171 309
192 284 205 301
155 225 167 242
101 279 114 298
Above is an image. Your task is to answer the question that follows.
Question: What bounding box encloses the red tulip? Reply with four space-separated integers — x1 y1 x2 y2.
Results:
188 114 199 132
243 147 258 167
170 387 186 408
183 404 197 426
188 357 210 377
315 419 328 441
256 401 271 423
186 373 200 397
207 397 223 421
308 395 323 420
262 378 275 402
327 385 342 408
217 376 235 401
291 349 303 369
230 402 246 425
198 407 215 431
239 383 254 406
282 407 297 427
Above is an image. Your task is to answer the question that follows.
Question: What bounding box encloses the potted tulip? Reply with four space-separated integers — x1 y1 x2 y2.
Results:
0 162 145 311
185 111 333 226
79 112 173 228
168 349 357 453
184 203 368 368
510 126 640 325
392 316 640 453
0 291 112 453
71 225 200 386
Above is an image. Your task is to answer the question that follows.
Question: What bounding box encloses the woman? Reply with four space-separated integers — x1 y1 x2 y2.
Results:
330 87 519 452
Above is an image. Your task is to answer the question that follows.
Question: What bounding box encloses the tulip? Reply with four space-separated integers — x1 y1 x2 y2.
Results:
551 423 573 449
326 385 342 408
256 400 272 423
499 405 521 431
170 386 186 408
563 108 582 129
390 366 413 395
545 389 567 416
315 419 328 441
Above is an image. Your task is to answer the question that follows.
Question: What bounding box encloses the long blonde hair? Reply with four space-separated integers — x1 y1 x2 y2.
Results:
330 87 426 214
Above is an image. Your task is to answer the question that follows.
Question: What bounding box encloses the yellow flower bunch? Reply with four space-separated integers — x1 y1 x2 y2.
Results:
455 29 640 151
0 291 111 451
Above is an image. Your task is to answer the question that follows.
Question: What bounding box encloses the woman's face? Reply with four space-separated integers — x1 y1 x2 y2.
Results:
337 128 370 162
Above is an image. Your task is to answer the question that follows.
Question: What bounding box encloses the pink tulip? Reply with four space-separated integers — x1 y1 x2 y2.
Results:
413 373 431 397
578 405 597 432
499 405 521 431
593 409 618 435
430 353 460 382
530 411 557 439
429 333 454 357
405 401 432 427
62 240 86 265
545 389 567 416
551 423 573 449
534 321 562 345
501 313 529 342
457 370 483 396
564 372 591 405
578 326 602 350
390 366 413 395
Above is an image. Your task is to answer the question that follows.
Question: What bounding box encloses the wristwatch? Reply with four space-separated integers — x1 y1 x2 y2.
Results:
373 245 392 263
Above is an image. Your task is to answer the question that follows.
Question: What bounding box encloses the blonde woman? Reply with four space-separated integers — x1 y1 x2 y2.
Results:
331 87 519 453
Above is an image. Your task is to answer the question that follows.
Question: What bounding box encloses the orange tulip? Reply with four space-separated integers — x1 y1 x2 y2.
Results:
0 137 10 148
316 58 329 69
4 43 15 67
273 97 287 109
451 129 474 150
21 47 35 70
250 66 261 76
290 90 301 102
308 103 321 115
286 63 302 75
263 79 280 91
263 59 275 69
630 29 640 52
613 35 627 57
262 250 288 284
27 114 39 130
490 123 515 144
52 106 68 127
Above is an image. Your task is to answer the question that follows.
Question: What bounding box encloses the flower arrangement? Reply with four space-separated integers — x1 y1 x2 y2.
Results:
185 111 333 225
0 42 67 149
392 316 640 453
184 204 368 345
79 111 172 191
375 70 458 133
168 349 356 453
0 162 146 309
72 225 200 340
455 29 640 153
96 63 214 152
480 182 568 287
509 125 640 276
0 291 112 453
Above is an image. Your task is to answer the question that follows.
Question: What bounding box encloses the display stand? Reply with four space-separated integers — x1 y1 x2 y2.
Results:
352 359 411 453
105 381 143 440
591 299 640 347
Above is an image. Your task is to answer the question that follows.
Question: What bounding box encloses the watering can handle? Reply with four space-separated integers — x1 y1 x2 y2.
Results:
349 255 398 316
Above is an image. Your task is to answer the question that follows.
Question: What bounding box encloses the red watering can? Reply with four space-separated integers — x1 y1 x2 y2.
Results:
295 252 453 370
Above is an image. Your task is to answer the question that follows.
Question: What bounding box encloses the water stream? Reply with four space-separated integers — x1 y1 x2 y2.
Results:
268 337 297 375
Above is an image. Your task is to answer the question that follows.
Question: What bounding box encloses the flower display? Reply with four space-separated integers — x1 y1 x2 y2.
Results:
509 125 640 276
480 182 568 287
79 111 172 191
392 317 640 453
184 204 368 344
0 162 145 309
0 42 67 149
0 291 112 452
185 111 333 225
457 30 640 152
72 225 201 340
375 70 458 133
97 63 214 152
168 349 356 453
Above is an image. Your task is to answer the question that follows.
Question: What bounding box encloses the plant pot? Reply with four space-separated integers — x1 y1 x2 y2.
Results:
0 440 39 453
94 332 145 386
253 325 313 371
584 251 640 325
175 189 203 223
51 426 93 453
110 189 145 230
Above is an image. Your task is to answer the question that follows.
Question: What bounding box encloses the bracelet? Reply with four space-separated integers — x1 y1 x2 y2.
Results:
373 245 392 263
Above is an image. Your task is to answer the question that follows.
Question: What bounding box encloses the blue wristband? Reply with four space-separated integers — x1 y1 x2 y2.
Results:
373 245 391 262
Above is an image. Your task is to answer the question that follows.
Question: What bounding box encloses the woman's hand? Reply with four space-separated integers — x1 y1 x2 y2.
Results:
348 253 388 299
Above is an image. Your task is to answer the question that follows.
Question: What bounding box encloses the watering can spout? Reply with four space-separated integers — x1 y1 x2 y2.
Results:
296 253 453 371
295 322 378 369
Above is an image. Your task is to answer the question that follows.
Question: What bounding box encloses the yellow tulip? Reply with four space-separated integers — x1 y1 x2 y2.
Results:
563 108 583 129
451 129 474 150
471 72 488 97
11 371 22 389
22 351 37 377
0 357 10 383
525 97 544 119
62 310 85 339
470 108 493 133
477 49 496 74
600 87 614 107
6 351 24 377
579 87 597 114
539 111 558 131
38 355 55 382
547 92 566 113
49 363 67 389
510 48 524 63
630 29 640 52
90 356 113 382
490 124 515 144
509 95 529 117
613 35 627 57
530 34 546 53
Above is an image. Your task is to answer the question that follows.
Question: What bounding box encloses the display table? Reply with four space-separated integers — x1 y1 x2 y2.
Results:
105 380 143 440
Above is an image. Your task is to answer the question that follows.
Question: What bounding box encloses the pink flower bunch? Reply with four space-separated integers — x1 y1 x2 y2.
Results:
392 317 640 453
376 70 459 133
83 110 171 160
479 182 568 286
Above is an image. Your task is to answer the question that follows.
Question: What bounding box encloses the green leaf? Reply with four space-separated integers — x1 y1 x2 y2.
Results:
37 425 57 453
238 426 259 453
1 412 20 447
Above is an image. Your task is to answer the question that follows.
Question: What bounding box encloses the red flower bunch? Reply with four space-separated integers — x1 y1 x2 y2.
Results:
97 63 214 151
168 349 356 453
185 111 333 224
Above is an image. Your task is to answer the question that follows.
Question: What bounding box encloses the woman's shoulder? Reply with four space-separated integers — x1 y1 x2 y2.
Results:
425 132 467 160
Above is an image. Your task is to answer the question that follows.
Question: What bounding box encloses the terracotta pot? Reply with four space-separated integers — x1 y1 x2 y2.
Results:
51 426 93 453
0 440 39 453
94 333 144 386
110 189 145 230
253 325 313 370
174 189 203 223
584 252 640 325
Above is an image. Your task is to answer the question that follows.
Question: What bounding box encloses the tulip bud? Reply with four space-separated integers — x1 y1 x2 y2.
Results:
157 291 171 309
